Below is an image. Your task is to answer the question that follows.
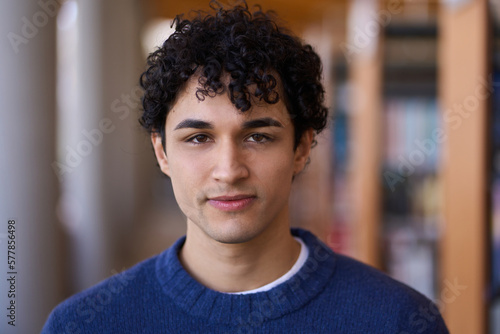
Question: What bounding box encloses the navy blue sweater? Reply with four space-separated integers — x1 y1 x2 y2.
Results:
42 229 449 333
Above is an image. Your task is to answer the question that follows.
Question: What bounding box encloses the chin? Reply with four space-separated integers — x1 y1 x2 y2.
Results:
206 223 264 244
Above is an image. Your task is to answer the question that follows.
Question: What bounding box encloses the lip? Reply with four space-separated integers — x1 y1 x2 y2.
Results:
208 195 256 212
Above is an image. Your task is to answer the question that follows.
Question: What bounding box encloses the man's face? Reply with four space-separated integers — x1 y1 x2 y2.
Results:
152 77 312 244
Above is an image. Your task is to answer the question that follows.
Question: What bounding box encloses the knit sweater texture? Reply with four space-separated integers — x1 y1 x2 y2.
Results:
42 228 449 333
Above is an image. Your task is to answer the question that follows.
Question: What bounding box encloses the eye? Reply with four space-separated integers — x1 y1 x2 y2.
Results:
247 133 270 143
188 134 210 144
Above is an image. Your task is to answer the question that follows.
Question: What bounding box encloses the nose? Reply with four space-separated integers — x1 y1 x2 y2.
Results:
210 140 250 184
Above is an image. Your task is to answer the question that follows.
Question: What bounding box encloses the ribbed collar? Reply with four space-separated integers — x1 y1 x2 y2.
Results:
155 228 337 325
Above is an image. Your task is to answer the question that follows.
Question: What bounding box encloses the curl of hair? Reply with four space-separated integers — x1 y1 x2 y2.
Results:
139 0 328 149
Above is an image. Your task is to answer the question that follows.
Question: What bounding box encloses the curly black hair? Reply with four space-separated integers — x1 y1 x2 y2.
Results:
139 0 328 149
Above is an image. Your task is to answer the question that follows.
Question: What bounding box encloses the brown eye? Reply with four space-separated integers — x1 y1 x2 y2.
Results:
248 134 269 143
189 135 210 143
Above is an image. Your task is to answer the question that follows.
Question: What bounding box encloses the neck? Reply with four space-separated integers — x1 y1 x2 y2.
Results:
179 219 300 293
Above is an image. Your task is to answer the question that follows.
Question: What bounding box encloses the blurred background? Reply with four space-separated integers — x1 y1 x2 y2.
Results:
0 0 497 332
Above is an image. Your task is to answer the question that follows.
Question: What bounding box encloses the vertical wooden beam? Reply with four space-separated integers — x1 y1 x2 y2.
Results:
439 0 488 333
347 0 383 267
289 21 334 241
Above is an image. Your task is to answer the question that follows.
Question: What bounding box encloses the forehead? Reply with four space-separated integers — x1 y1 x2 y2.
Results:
166 75 291 126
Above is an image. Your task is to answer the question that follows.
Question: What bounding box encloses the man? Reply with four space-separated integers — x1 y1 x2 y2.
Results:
43 2 449 333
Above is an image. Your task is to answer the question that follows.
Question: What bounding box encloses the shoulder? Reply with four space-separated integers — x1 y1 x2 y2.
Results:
333 253 428 302
328 253 449 333
296 228 433 304
293 228 448 333
42 255 159 333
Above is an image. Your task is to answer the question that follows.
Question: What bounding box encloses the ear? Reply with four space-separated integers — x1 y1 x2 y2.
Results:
151 133 170 176
293 128 314 175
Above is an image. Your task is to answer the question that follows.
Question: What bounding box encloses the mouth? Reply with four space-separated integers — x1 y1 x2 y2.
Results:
207 195 256 212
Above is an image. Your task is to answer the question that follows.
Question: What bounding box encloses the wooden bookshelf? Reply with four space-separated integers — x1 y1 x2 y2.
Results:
341 0 490 333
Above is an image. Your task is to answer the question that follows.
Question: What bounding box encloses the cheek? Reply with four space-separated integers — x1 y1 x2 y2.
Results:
254 150 295 190
168 154 206 206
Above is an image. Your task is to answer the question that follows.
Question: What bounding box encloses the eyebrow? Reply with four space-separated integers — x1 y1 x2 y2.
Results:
174 119 214 130
174 117 284 130
242 117 284 129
